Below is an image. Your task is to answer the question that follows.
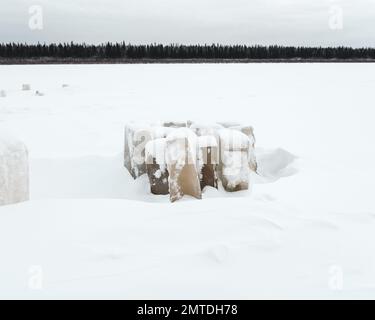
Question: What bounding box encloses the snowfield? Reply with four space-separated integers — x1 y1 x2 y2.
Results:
0 64 375 299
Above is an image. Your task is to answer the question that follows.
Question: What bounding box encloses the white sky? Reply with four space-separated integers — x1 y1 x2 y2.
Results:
1 0 375 46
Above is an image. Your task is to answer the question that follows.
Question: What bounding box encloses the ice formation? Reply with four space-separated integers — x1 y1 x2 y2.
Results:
124 122 172 179
229 125 258 172
218 129 252 192
0 132 29 206
166 128 202 202
124 121 257 201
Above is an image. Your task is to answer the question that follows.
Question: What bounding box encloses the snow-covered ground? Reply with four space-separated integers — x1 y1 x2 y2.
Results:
0 64 375 299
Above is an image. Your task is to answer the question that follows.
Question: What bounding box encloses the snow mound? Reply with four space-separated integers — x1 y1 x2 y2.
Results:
256 148 298 183
0 131 29 206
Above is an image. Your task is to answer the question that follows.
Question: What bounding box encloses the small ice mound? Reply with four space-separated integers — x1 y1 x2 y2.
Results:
255 148 298 183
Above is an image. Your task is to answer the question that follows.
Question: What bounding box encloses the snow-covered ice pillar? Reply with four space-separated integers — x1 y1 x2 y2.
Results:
145 138 169 195
124 123 174 179
0 132 29 206
229 125 258 172
218 129 251 192
166 128 202 202
124 123 154 179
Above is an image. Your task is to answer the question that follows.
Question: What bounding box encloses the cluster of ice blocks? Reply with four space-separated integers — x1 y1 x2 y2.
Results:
124 121 257 202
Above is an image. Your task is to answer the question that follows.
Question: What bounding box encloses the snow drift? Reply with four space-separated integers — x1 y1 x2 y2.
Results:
1 64 374 299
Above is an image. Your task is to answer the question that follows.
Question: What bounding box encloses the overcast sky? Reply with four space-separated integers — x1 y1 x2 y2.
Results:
1 0 375 46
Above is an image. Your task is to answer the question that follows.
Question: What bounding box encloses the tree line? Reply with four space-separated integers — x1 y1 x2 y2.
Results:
1 42 375 60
